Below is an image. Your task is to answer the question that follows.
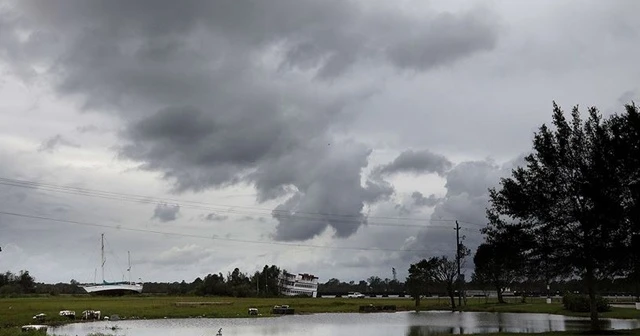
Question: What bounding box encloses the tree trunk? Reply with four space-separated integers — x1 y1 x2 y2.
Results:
414 294 421 307
496 283 505 304
585 266 600 331
448 284 456 311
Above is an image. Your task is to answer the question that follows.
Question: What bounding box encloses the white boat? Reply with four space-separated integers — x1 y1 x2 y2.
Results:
81 233 143 295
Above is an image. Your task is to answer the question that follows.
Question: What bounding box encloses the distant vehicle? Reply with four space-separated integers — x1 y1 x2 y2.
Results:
347 292 365 298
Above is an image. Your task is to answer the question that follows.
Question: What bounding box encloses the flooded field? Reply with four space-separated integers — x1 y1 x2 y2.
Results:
50 311 640 336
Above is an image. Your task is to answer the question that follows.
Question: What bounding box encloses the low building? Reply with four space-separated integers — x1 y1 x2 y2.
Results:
279 272 319 297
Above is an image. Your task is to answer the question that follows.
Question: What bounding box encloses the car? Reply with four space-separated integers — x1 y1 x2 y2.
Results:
347 292 365 298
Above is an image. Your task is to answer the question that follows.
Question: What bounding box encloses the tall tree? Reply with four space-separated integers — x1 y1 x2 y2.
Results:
430 256 459 311
406 258 436 307
477 218 538 303
407 256 459 310
488 103 634 330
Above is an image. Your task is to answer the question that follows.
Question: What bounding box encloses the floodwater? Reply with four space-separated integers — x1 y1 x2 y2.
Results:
49 311 640 336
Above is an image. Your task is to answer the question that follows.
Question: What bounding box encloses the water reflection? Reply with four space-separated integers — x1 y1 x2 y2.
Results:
404 311 627 335
49 311 640 336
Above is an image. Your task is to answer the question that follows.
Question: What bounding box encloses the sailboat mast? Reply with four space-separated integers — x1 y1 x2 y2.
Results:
101 233 105 283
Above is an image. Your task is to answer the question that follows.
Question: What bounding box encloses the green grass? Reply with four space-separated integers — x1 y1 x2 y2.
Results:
0 295 418 328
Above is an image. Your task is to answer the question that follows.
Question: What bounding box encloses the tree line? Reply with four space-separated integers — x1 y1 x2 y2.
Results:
132 265 285 297
0 270 36 295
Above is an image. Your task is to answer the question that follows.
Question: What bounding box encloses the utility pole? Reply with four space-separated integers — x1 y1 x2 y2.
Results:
455 221 462 307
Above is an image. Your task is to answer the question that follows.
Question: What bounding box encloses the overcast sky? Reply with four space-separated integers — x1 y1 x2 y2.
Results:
1 0 639 285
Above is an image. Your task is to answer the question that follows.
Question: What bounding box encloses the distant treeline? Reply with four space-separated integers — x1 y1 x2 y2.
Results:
0 270 37 295
2 268 638 297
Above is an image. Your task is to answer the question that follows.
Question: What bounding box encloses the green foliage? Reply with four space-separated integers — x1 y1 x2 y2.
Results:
474 225 534 303
486 103 640 330
561 292 610 313
0 271 36 296
407 255 461 310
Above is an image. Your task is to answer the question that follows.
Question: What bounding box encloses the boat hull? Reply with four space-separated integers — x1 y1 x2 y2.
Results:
81 283 143 295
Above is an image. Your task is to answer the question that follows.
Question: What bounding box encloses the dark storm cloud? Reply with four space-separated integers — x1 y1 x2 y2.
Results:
152 203 180 222
411 191 439 207
1 0 501 241
38 135 80 153
376 149 452 176
269 142 394 241
385 9 499 71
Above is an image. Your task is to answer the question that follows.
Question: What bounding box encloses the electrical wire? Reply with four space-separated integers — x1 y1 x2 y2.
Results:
0 210 467 252
0 176 486 229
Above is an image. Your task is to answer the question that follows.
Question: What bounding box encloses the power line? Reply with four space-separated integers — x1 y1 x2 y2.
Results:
0 177 483 229
0 177 454 222
0 210 453 252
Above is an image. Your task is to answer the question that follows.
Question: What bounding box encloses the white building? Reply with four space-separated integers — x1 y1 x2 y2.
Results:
279 272 319 297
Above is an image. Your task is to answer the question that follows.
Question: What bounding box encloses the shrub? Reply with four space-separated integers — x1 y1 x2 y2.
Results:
562 292 610 312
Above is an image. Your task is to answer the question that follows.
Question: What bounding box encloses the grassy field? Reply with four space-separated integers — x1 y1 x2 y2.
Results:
0 296 638 335
0 295 418 328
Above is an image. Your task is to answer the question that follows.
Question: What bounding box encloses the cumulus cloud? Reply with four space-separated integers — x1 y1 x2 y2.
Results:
152 203 180 222
376 149 452 176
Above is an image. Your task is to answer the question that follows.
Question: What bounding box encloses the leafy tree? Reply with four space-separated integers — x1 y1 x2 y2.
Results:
406 258 436 307
430 256 458 311
476 223 534 303
255 265 281 296
367 276 383 291
18 270 36 293
407 256 459 311
488 103 635 330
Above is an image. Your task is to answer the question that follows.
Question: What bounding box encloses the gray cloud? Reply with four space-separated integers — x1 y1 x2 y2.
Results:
152 203 180 222
618 90 638 105
38 135 80 153
402 156 527 269
202 213 229 222
269 142 394 241
385 9 499 71
411 191 439 207
76 125 107 134
3 1 640 285
0 1 500 243
376 149 452 176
